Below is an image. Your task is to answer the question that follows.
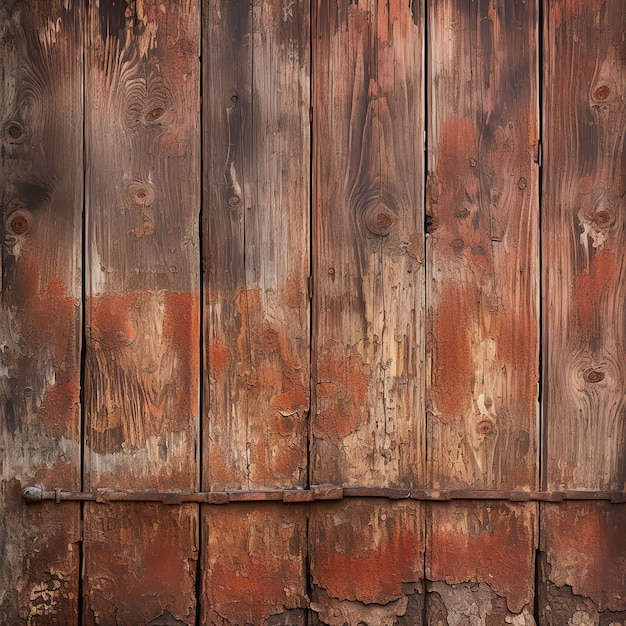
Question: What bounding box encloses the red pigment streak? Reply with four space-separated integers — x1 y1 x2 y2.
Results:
312 504 423 605
432 282 474 421
545 502 626 612
574 250 616 339
39 381 79 433
208 342 229 378
88 294 137 348
429 502 534 613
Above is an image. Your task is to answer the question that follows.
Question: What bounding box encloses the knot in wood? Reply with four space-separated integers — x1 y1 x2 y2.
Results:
584 369 605 383
126 180 156 206
364 203 396 237
593 210 613 226
594 85 611 101
477 420 494 435
8 212 30 235
4 121 25 143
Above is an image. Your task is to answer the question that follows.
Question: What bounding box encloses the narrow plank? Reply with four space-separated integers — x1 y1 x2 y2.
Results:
0 1 82 621
538 502 626 623
427 0 539 491
312 0 425 488
309 500 425 625
426 502 537 624
425 1 539 621
83 1 200 620
543 0 626 492
204 0 310 491
202 504 308 625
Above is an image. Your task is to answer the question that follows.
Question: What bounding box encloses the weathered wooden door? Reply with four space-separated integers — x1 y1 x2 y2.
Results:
1 0 624 624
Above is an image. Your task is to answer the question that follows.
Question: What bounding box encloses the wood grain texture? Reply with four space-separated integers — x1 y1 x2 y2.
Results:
426 502 537 624
0 1 82 621
427 0 539 491
83 1 200 620
202 504 308 626
312 0 425 488
83 503 198 625
204 0 310 490
538 502 626 624
309 500 424 626
84 0 200 490
543 0 626 492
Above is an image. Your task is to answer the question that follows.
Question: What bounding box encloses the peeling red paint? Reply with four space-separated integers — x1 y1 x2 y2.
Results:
311 501 424 605
432 282 474 421
208 342 229 378
574 250 617 339
203 506 307 625
428 502 535 613
543 502 626 612
38 381 80 433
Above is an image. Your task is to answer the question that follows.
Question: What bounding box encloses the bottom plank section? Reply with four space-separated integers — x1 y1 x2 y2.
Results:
82 503 198 624
201 504 308 625
426 502 537 625
538 502 626 625
0 480 80 624
309 500 425 626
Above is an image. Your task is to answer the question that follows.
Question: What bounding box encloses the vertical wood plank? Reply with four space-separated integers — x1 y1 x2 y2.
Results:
427 0 539 491
83 1 200 620
0 1 82 621
540 2 626 620
312 0 425 488
426 1 539 621
309 500 425 626
204 0 310 491
202 504 308 625
543 0 626 492
538 503 626 624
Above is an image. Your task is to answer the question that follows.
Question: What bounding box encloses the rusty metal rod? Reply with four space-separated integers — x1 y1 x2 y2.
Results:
22 485 626 505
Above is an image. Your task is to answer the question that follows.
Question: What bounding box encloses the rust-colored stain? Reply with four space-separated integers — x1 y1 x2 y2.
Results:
88 294 137 349
428 502 535 613
39 381 80 433
84 504 197 623
552 0 606 29
315 356 369 437
208 341 229 378
311 501 423 605
431 282 474 422
543 502 626 612
203 506 307 625
574 249 616 339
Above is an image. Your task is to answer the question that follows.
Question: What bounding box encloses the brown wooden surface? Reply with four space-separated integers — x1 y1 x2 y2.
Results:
203 0 310 492
202 504 308 625
309 500 425 626
543 0 625 493
0 1 82 621
426 1 539 622
312 0 425 489
82 0 200 620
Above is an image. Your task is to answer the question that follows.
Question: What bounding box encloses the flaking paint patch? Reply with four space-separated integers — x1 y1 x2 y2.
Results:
574 250 617 339
428 502 535 613
208 342 229 378
431 281 474 422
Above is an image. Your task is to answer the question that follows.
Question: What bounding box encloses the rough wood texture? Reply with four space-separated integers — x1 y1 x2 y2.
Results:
543 0 626 492
312 0 425 488
0 1 82 621
202 504 308 626
426 502 537 624
538 502 626 624
83 503 198 625
204 0 310 491
83 1 200 620
309 500 424 626
427 0 539 491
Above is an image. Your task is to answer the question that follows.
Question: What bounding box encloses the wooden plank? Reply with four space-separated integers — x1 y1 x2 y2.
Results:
426 502 537 624
204 0 310 491
83 1 200 619
202 504 308 625
312 0 425 488
0 1 82 621
543 0 626 492
425 1 539 621
427 0 539 491
309 500 425 625
538 502 626 623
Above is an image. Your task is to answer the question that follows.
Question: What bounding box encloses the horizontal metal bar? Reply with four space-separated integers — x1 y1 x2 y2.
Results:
22 485 626 505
